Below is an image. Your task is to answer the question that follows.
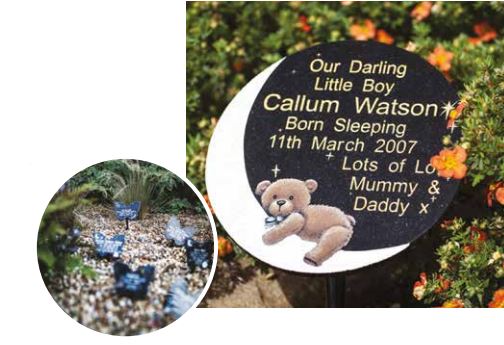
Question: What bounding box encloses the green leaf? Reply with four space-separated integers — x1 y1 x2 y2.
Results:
38 248 56 268
81 266 97 279
65 256 82 273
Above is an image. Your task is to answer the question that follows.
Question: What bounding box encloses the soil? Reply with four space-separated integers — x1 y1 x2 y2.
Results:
203 240 438 308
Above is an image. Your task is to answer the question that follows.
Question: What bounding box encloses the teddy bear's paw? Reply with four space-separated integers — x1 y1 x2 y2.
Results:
346 215 356 227
303 254 321 267
262 232 278 245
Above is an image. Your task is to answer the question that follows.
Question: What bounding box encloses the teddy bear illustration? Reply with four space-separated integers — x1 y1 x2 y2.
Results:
255 178 355 266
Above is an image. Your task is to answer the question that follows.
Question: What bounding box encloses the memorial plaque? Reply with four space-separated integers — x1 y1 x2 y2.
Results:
114 201 141 221
113 262 155 299
93 232 126 259
184 239 212 271
206 41 461 273
165 216 196 246
164 278 200 319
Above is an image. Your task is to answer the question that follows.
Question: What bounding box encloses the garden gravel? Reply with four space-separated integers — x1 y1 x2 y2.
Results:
45 204 213 335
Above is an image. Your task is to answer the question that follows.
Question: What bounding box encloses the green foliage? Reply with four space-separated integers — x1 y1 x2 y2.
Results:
101 160 180 215
69 159 204 215
166 198 193 214
425 62 504 308
186 118 216 194
457 66 504 186
38 184 95 280
416 216 504 307
66 160 127 193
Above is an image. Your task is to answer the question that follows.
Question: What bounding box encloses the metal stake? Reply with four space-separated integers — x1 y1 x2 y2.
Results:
326 272 346 307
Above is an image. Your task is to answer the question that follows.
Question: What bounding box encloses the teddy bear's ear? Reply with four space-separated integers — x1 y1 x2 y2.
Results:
255 180 271 195
305 179 318 193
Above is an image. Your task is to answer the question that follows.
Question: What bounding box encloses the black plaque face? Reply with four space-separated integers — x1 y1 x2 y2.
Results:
244 41 460 251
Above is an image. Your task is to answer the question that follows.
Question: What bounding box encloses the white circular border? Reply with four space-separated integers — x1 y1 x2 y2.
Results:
37 159 218 335
206 60 408 274
168 162 218 321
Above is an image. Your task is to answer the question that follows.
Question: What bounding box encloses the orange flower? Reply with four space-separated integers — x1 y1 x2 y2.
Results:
428 45 454 72
496 187 504 205
474 22 497 41
349 19 376 41
430 146 468 179
469 226 487 242
488 289 504 308
376 29 394 45
233 59 245 73
487 182 504 207
413 272 428 300
411 2 432 21
469 22 497 44
463 244 475 254
442 71 453 82
434 275 451 293
218 236 233 257
440 219 454 229
204 194 214 214
447 100 467 129
298 15 312 33
463 226 487 253
441 299 464 308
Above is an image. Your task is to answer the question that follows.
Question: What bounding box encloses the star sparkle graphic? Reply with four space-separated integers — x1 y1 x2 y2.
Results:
271 164 280 178
441 101 456 119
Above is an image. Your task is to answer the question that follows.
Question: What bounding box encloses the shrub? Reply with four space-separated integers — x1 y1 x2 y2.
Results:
415 62 504 308
69 160 204 215
38 184 96 280
457 66 504 186
413 216 504 307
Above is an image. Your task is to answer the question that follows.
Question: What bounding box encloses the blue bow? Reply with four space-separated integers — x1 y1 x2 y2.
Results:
264 215 285 229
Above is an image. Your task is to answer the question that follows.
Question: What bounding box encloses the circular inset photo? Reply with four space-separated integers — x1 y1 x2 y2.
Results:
37 159 216 335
